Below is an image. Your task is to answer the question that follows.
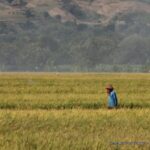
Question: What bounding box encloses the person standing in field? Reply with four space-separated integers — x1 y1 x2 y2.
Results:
106 84 118 109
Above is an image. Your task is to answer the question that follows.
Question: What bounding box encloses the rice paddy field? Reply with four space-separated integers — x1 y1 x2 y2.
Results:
0 73 150 150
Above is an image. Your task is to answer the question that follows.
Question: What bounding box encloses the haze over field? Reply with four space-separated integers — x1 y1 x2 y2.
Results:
0 0 150 71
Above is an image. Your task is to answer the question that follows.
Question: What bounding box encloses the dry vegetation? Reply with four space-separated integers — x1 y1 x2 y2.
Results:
1 0 150 25
0 73 149 149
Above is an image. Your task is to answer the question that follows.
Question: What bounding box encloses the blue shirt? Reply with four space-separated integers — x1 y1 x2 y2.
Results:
108 90 118 107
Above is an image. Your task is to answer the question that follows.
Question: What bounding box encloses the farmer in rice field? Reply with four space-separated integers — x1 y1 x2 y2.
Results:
106 84 118 109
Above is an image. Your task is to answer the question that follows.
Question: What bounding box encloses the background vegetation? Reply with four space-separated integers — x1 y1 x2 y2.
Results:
0 0 150 72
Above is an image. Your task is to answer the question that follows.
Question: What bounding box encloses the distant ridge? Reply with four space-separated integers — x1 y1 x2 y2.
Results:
0 0 150 72
0 0 150 26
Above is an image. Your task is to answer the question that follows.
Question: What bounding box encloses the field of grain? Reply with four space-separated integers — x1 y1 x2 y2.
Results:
0 73 149 150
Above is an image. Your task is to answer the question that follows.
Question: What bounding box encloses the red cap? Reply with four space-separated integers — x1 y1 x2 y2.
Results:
106 84 114 90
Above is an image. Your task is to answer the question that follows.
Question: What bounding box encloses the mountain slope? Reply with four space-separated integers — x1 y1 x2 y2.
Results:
0 0 150 71
1 0 150 25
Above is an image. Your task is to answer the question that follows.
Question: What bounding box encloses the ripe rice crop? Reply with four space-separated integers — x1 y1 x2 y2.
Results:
0 73 149 149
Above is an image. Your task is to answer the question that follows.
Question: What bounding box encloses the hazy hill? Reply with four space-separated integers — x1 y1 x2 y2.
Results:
1 0 150 25
0 0 150 71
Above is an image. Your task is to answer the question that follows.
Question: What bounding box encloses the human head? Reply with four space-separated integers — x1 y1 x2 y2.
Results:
106 84 114 94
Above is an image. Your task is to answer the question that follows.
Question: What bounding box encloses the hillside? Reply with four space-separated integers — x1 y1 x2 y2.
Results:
0 0 150 71
1 0 150 25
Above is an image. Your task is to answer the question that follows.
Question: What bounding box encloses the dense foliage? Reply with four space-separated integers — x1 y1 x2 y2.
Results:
0 0 150 71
